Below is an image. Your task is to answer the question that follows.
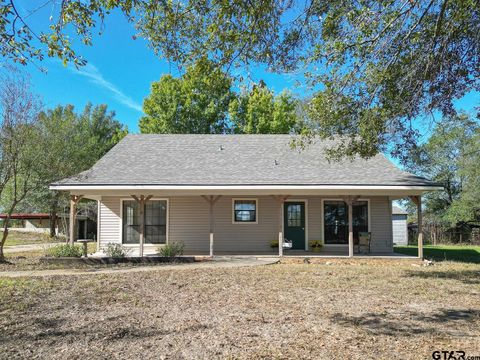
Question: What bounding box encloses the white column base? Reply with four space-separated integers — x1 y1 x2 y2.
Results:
278 232 283 257
209 232 214 257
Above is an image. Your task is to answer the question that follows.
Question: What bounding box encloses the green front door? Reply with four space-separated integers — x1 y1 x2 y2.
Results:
284 202 306 250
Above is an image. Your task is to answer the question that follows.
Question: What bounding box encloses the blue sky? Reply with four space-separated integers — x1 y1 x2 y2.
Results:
19 7 479 135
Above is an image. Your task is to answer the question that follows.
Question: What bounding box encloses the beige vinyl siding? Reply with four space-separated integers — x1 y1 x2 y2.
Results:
98 195 394 254
369 196 393 253
99 196 122 248
306 197 322 241
169 196 210 254
212 196 278 253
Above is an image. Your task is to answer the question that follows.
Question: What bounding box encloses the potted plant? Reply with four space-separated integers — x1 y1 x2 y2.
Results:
309 240 323 253
270 240 279 248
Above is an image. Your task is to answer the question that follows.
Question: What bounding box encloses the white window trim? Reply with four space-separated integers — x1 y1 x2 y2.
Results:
119 197 170 247
320 198 371 246
232 198 258 224
282 199 309 251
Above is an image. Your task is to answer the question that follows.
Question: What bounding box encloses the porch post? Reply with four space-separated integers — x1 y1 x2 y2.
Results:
69 195 83 245
278 199 283 257
348 200 354 257
96 200 101 253
132 195 153 257
272 195 289 257
417 195 423 259
202 195 221 257
138 199 145 257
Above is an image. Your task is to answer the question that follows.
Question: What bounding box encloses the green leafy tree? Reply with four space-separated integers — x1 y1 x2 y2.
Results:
408 114 480 227
139 59 233 134
15 103 127 237
229 83 298 134
3 1 479 159
0 66 43 262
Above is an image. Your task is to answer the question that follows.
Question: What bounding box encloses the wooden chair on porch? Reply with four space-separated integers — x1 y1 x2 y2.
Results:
356 232 371 254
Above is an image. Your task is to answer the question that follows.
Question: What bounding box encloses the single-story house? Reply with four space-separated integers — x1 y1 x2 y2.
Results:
392 206 409 246
0 213 96 239
50 134 441 257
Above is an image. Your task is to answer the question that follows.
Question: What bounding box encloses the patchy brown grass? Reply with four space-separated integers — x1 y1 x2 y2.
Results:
0 243 98 271
1 262 479 359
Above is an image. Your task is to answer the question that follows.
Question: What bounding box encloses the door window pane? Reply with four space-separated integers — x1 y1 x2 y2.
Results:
123 200 139 244
323 200 368 244
122 200 167 244
145 201 167 244
324 201 348 244
353 201 368 241
287 204 302 227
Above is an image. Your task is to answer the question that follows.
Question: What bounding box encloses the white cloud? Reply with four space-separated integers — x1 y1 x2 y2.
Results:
70 63 143 113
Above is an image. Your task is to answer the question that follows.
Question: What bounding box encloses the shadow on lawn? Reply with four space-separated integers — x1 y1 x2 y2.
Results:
404 269 480 285
0 315 212 345
394 247 480 264
332 308 480 337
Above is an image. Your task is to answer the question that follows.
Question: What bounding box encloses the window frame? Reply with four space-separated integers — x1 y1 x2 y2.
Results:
321 198 370 246
232 198 258 224
119 198 169 246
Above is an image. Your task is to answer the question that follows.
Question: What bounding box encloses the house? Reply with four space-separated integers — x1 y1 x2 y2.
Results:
0 212 96 239
392 206 409 246
50 134 441 257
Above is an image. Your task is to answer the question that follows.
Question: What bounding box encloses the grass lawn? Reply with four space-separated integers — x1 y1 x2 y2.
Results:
1 261 479 359
395 245 480 264
1 230 60 247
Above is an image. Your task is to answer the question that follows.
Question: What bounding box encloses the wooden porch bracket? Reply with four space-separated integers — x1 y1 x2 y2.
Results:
201 195 222 257
409 195 423 259
272 195 290 257
343 196 360 258
69 195 84 245
131 195 153 257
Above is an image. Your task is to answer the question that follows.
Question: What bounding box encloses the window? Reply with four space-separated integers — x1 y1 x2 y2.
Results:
323 200 368 244
122 200 167 244
287 204 302 227
233 199 257 223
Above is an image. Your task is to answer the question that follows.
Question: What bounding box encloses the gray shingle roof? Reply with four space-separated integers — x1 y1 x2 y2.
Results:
54 134 437 186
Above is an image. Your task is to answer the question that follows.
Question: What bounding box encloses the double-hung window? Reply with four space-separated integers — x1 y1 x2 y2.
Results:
233 199 257 223
122 200 167 244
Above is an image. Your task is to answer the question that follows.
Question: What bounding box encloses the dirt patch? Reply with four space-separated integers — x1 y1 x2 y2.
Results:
1 262 479 359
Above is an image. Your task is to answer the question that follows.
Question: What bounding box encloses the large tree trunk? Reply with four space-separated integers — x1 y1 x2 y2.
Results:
0 211 13 263
0 227 7 263
0 200 22 262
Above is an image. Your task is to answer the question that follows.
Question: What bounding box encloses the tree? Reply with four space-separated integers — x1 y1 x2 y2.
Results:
229 83 298 134
407 114 480 228
3 1 479 159
16 103 127 237
139 58 233 134
0 66 43 262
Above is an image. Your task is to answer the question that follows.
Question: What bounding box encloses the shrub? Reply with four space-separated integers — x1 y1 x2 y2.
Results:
104 243 130 258
46 244 83 258
157 242 185 259
270 240 279 248
309 240 323 248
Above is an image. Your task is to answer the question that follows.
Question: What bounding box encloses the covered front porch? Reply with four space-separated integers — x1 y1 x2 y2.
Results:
63 189 427 259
